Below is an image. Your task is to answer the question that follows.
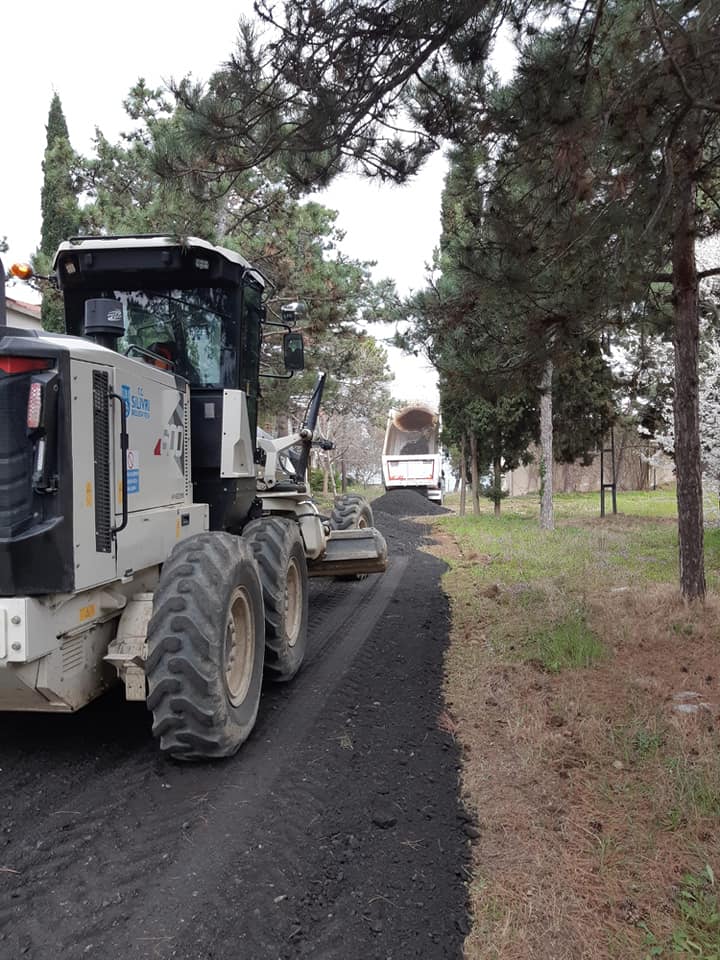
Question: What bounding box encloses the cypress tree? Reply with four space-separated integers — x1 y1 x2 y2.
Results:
35 93 80 332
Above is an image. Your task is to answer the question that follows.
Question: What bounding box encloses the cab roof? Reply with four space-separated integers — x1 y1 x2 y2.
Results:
53 235 265 288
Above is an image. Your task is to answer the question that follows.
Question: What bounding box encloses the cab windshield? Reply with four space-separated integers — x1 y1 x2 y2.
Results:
111 287 234 387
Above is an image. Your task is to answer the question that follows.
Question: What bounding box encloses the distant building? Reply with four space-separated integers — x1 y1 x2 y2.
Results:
5 298 42 330
505 432 675 495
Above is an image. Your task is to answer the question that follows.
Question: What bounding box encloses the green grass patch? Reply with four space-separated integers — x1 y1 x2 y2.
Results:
437 511 679 590
437 493 720 593
527 614 606 673
667 758 720 820
609 716 668 766
443 486 680 520
615 489 679 519
705 527 720 576
437 510 684 672
602 520 680 583
442 513 599 584
437 498 720 696
642 866 720 959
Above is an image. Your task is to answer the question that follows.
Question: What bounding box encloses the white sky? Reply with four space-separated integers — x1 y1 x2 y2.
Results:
1 3 513 402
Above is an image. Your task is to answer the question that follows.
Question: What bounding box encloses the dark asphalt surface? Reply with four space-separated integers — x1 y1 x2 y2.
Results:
0 497 470 959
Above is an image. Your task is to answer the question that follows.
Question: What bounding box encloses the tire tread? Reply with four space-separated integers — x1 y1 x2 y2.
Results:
243 517 309 681
145 532 264 760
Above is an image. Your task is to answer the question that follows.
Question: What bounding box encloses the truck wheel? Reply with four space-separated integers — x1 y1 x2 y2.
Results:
329 494 374 531
243 517 309 682
145 532 265 760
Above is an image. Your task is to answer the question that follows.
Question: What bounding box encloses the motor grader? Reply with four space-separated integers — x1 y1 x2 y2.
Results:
0 237 386 759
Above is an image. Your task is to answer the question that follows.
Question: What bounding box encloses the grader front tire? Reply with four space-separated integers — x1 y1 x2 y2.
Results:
328 494 375 581
329 494 374 531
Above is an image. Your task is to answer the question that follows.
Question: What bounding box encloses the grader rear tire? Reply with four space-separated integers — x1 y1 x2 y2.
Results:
243 517 309 682
329 494 374 531
145 532 265 760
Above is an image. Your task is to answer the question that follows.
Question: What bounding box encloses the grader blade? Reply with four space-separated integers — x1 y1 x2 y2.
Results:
307 529 388 578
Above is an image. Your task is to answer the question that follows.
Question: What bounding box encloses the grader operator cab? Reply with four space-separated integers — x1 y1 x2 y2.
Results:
0 237 386 759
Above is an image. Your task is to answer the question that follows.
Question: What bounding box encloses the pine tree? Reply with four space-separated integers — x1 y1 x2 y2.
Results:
167 2 512 186
75 84 397 432
479 1 720 599
34 93 81 332
407 141 616 522
406 146 541 516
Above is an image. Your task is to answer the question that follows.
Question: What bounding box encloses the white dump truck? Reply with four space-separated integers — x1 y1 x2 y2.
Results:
381 403 443 504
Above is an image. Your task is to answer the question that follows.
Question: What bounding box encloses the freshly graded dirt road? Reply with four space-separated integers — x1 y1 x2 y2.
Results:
0 502 470 959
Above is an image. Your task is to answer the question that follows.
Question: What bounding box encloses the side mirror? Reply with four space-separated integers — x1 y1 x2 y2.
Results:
283 331 305 372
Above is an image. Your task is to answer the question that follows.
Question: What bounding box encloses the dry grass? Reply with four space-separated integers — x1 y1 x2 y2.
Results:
429 507 720 960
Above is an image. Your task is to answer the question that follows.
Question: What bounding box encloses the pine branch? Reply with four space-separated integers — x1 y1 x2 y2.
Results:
653 267 720 282
647 0 720 116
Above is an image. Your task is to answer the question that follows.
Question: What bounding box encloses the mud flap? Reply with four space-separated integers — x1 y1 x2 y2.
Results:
307 528 388 579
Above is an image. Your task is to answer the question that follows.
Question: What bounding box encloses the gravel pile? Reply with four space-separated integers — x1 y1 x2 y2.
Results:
371 488 450 517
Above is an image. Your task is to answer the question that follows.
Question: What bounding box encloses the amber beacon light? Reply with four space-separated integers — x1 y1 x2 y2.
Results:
9 262 34 280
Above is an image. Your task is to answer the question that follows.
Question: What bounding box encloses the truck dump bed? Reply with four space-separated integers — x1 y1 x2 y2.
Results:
381 404 443 503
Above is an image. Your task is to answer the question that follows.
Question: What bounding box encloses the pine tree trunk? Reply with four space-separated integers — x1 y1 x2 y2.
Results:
341 457 347 493
469 433 480 515
672 135 706 601
215 204 228 240
539 358 554 531
493 456 502 517
328 452 337 495
459 434 467 517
